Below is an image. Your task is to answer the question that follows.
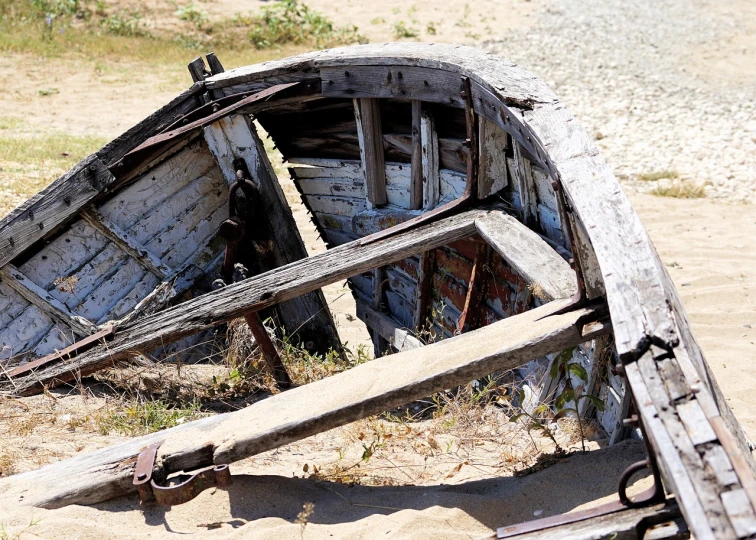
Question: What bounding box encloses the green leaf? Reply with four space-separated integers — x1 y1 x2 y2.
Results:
568 363 588 382
509 413 526 423
582 394 606 412
528 421 545 433
535 404 549 414
549 358 560 379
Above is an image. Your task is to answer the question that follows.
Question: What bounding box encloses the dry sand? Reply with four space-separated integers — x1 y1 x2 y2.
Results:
1 0 755 537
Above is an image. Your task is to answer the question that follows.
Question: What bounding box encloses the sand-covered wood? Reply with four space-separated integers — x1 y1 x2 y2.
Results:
475 212 577 301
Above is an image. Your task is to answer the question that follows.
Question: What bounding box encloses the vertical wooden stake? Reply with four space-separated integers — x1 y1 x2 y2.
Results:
456 242 489 333
244 312 292 390
421 108 440 210
353 98 387 207
410 100 423 210
413 251 436 334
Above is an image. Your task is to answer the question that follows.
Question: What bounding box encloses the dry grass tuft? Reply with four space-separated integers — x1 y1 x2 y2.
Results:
638 169 679 182
651 181 707 198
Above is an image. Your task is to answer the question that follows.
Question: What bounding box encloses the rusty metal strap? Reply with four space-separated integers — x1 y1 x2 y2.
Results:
3 325 116 379
118 82 301 163
133 442 232 506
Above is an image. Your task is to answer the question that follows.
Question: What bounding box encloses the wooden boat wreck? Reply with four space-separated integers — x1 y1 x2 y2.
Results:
0 43 755 538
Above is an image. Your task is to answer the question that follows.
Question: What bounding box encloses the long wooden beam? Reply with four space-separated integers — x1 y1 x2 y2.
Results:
474 212 577 301
0 297 607 509
3 209 489 396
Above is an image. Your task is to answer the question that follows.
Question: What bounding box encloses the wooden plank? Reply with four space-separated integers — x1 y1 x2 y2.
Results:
203 114 341 354
0 156 115 269
80 209 173 279
5 210 486 396
356 302 423 351
353 98 387 206
323 65 467 106
511 145 538 226
0 297 608 509
410 101 423 210
474 211 577 301
421 106 440 209
478 117 509 199
721 489 756 538
187 57 207 83
0 265 96 337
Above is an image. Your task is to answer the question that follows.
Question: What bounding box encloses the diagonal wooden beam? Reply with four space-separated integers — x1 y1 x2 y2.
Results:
81 208 174 279
4 209 488 396
0 297 608 509
475 211 577 301
0 265 96 337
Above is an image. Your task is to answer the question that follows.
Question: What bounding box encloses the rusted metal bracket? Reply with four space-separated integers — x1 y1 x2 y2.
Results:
497 379 666 538
133 442 232 506
219 165 293 389
3 325 116 379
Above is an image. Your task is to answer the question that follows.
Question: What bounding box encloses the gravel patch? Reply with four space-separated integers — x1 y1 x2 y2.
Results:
484 0 756 203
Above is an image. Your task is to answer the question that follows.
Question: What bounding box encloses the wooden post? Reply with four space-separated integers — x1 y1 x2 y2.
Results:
421 107 440 210
410 100 423 210
353 98 387 207
244 313 292 389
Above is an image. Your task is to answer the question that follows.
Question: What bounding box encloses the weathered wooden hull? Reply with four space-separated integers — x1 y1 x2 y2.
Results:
0 44 754 539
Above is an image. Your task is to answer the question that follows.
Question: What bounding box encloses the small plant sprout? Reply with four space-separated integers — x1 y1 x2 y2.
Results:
549 347 605 453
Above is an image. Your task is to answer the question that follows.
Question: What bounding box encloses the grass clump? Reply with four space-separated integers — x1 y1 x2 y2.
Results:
638 169 679 182
96 399 205 436
650 182 707 199
393 20 418 39
241 0 365 49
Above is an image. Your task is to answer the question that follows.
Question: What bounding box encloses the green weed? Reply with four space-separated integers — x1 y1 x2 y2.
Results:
244 0 365 49
393 20 418 39
96 399 205 436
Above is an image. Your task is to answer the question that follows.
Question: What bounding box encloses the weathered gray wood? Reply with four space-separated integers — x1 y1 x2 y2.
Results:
0 265 96 337
80 208 173 279
495 500 685 540
410 100 423 210
475 211 577 301
421 106 440 209
627 353 745 540
511 145 538 226
478 117 509 199
356 301 423 352
203 114 341 353
0 157 115 269
4 210 488 395
353 98 387 206
0 297 607 509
